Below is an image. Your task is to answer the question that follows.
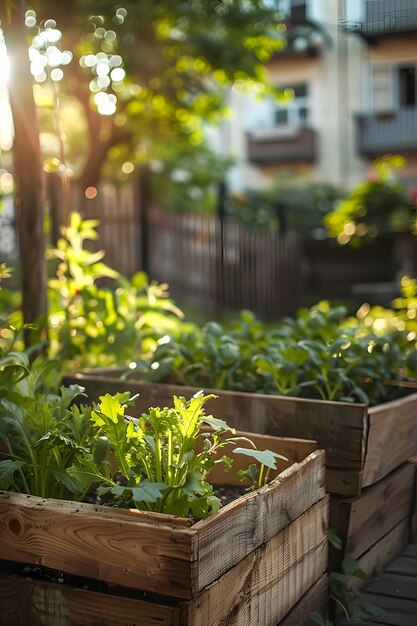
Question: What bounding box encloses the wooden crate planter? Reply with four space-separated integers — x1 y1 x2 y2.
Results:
0 437 328 626
329 461 415 575
63 368 417 496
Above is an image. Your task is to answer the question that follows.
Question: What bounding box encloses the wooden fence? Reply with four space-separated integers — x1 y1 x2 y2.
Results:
67 182 302 318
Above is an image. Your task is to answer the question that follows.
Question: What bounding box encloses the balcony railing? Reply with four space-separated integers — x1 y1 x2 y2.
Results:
356 108 417 156
358 0 417 37
247 127 317 164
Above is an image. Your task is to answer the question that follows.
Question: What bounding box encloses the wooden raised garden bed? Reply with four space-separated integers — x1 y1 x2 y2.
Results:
64 367 417 497
0 435 327 626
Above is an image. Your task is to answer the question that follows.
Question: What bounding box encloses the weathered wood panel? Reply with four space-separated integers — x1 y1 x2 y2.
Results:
329 463 414 571
0 500 327 626
0 440 324 600
187 499 328 626
364 396 417 488
278 574 328 626
0 575 181 626
354 520 411 587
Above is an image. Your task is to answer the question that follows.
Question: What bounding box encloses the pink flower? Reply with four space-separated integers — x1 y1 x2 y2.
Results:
409 187 417 201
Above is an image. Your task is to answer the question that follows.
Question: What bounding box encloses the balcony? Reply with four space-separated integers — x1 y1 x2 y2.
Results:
247 127 317 165
355 0 417 39
356 108 417 157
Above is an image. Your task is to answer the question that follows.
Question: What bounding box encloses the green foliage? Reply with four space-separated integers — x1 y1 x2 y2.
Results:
324 156 417 246
0 349 91 498
228 181 343 234
258 301 408 404
149 139 233 214
328 557 385 622
69 391 284 518
136 301 411 405
42 212 184 370
22 1 286 186
131 312 266 392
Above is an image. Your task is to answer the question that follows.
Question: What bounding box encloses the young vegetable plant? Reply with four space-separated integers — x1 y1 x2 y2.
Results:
0 350 92 498
69 391 287 519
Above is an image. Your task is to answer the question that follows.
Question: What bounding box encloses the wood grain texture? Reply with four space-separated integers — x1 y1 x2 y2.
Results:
0 500 328 626
185 499 328 626
364 394 417 487
0 442 324 600
329 463 414 570
0 575 181 626
0 492 196 599
278 574 327 626
353 520 410 589
194 450 326 590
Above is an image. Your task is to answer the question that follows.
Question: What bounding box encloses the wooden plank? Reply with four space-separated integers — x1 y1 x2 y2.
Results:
326 468 363 497
353 520 410 587
361 591 417 617
0 575 181 626
195 452 326 590
329 463 414 569
364 393 417 487
187 500 328 626
278 574 327 626
386 556 417 577
366 573 417 601
408 455 417 539
0 492 196 599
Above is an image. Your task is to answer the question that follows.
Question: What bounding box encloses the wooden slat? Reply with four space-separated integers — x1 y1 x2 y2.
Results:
0 492 196 599
353 520 411 587
329 463 414 569
361 591 417 619
0 575 181 626
366 573 417 602
194 451 326 590
386 556 417 577
364 394 417 488
187 499 328 626
278 574 328 626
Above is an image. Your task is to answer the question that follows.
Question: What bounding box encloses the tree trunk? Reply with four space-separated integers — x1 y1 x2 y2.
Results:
1 1 48 336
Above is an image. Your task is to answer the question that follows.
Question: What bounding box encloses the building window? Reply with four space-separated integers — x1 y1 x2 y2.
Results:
275 84 310 127
276 0 307 21
399 66 416 107
370 63 417 111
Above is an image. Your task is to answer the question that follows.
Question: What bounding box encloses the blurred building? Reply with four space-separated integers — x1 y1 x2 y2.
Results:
220 0 417 191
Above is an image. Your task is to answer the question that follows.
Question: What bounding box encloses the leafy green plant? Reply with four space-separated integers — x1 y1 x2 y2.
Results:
324 155 416 247
43 212 184 370
228 180 343 234
0 350 92 498
69 391 286 518
131 318 263 392
252 301 410 404
328 557 385 622
136 300 411 405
